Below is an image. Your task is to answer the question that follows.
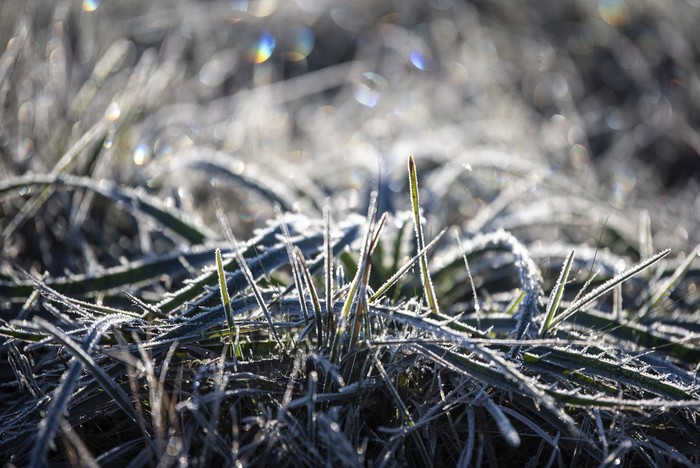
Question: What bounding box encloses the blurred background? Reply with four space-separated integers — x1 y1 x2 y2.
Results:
1 0 699 270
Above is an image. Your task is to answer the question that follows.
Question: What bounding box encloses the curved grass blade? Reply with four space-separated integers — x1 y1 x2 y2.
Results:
173 151 296 212
479 388 521 448
0 174 214 244
0 244 221 299
2 115 113 240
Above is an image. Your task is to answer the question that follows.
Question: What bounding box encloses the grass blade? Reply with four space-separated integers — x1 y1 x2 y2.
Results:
0 174 214 244
295 247 324 345
550 249 671 330
639 242 700 318
539 249 575 337
408 155 440 315
215 248 239 360
370 228 447 303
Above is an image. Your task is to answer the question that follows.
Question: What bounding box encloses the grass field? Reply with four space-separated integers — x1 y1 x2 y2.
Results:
1 1 699 466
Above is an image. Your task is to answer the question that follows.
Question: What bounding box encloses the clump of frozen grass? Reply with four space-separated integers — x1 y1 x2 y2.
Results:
1 1 700 466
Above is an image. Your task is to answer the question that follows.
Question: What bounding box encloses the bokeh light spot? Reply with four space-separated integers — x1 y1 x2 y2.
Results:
248 32 275 64
287 27 314 61
409 51 426 70
105 102 120 121
569 144 590 170
82 0 100 12
133 143 151 166
353 72 388 108
598 0 630 26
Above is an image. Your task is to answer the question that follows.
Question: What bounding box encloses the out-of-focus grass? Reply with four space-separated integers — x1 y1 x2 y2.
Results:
1 1 699 466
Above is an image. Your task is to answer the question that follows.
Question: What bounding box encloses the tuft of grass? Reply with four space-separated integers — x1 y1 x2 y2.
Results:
1 1 700 467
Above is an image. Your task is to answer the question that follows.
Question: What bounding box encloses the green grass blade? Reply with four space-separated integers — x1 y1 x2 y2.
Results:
0 174 213 244
522 346 696 400
539 249 575 337
408 155 440 315
330 193 378 364
324 205 334 341
216 248 239 360
295 247 324 345
228 233 284 348
550 249 671 330
0 244 220 299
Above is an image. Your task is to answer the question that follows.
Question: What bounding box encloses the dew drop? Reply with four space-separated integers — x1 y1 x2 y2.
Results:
230 159 245 175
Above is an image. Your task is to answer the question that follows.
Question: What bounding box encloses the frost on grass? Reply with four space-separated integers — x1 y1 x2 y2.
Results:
1 1 700 466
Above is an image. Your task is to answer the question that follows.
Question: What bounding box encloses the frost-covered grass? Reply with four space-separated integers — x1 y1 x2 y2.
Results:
1 1 700 466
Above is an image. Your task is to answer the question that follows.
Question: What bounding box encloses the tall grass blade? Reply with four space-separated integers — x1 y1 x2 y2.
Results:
455 230 481 322
539 249 575 337
229 234 283 347
296 247 324 345
215 248 239 360
324 205 334 341
408 155 440 315
330 193 378 364
276 204 310 324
